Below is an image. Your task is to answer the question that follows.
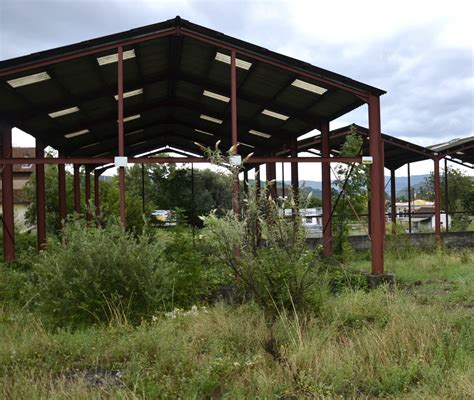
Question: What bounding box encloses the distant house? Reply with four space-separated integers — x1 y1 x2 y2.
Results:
0 147 35 229
281 207 323 237
395 199 451 232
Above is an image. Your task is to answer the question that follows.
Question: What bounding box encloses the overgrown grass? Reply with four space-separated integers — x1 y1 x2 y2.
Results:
1 249 473 399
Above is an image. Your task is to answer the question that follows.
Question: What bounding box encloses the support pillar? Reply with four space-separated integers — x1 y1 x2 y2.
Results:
1 123 15 262
84 167 92 222
290 135 299 205
368 94 384 275
390 168 396 229
434 156 442 241
444 158 449 233
281 162 285 199
36 140 46 250
117 46 126 225
407 163 412 235
321 119 332 257
58 155 67 227
73 164 81 214
94 170 101 222
230 50 239 216
266 161 277 199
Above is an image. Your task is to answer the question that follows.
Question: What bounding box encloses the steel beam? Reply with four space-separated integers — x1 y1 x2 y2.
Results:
94 170 102 222
58 155 67 226
117 46 126 225
0 28 177 78
408 163 412 235
434 156 442 241
321 120 332 256
85 166 92 221
444 157 449 233
368 94 384 275
0 156 362 165
231 50 239 216
266 159 277 199
73 164 81 214
1 123 15 262
36 140 46 250
390 169 396 228
290 135 299 203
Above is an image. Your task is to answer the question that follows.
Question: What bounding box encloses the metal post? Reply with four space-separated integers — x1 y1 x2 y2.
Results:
141 163 145 214
58 154 67 226
94 170 101 222
321 119 332 257
407 163 412 235
290 135 299 205
281 162 285 199
266 161 277 199
1 122 15 262
368 94 384 275
117 46 126 225
191 163 195 245
36 140 46 250
85 166 92 221
434 156 442 241
444 157 449 233
390 168 396 229
73 164 81 214
230 50 239 216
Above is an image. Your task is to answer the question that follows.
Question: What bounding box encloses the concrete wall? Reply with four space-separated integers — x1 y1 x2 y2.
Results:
307 232 474 251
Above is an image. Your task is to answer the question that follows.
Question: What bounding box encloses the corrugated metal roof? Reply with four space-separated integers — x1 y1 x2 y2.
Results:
0 16 385 160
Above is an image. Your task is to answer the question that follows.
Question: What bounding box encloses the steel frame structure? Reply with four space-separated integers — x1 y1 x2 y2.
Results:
0 20 387 276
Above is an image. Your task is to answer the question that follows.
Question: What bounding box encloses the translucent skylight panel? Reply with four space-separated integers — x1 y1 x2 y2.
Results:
114 88 143 100
64 129 89 139
291 79 327 95
261 109 289 120
203 90 230 102
215 52 252 70
48 106 80 118
97 49 136 66
7 72 51 88
249 129 271 139
195 128 214 136
200 114 223 124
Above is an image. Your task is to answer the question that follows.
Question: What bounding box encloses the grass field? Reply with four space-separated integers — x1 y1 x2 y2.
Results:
1 249 473 399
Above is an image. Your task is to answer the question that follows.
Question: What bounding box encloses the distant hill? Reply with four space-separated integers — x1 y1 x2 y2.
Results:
249 175 432 198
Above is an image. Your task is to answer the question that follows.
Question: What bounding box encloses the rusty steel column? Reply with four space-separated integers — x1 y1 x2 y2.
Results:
94 170 101 222
230 50 239 216
444 157 449 233
407 163 412 235
85 167 92 222
380 140 386 235
58 154 67 226
73 164 81 214
390 168 396 228
36 140 46 250
281 162 285 199
255 166 261 200
290 135 299 204
321 119 332 257
434 156 442 241
368 94 384 275
266 160 277 199
117 46 126 225
1 122 15 262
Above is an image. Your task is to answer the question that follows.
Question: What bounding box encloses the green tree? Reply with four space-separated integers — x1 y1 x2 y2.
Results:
420 166 474 231
332 126 370 254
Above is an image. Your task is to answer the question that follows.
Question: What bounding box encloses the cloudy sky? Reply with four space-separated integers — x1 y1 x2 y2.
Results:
0 0 472 178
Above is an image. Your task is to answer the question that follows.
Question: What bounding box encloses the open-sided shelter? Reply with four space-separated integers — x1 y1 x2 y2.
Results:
0 16 387 274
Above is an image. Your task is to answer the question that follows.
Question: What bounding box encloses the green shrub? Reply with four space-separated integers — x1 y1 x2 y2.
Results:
202 187 325 312
29 221 177 327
